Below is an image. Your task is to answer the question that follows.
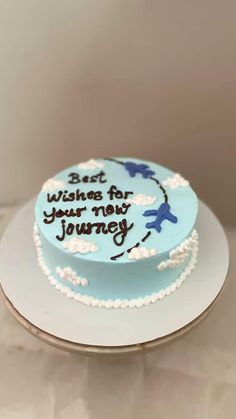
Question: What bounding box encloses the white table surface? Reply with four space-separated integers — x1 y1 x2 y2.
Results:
0 206 235 419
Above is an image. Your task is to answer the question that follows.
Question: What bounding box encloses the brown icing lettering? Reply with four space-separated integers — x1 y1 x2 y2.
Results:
47 189 103 203
68 170 107 184
44 174 135 247
113 219 134 246
56 220 66 241
47 191 63 203
92 203 131 217
107 185 133 200
55 218 134 246
43 206 87 224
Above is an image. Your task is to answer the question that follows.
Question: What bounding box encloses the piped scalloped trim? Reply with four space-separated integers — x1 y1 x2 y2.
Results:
33 223 198 309
56 266 88 287
157 229 198 271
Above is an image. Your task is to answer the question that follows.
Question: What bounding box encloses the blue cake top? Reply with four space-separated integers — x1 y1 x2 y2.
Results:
35 157 198 263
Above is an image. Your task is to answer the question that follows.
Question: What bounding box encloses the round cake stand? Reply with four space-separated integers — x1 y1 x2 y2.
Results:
0 200 229 356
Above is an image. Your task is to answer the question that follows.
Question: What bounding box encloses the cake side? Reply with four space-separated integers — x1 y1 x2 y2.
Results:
34 223 198 308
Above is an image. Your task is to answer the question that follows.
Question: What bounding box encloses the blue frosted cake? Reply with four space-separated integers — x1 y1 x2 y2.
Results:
34 158 199 309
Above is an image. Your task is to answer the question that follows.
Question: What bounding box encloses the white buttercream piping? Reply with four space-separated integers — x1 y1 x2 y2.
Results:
56 267 88 287
157 229 198 271
126 194 156 206
42 178 65 192
33 223 199 309
78 159 104 170
63 237 99 254
128 246 157 260
162 173 189 189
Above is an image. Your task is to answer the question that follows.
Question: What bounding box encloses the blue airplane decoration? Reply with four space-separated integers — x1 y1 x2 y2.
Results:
124 162 155 178
143 202 178 232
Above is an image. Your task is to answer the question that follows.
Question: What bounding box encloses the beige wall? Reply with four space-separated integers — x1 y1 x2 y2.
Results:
0 1 235 224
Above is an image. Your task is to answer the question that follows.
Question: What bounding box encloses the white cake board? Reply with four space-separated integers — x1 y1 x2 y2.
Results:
0 199 229 355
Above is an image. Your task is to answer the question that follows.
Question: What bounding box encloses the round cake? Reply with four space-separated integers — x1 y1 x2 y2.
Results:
34 157 199 309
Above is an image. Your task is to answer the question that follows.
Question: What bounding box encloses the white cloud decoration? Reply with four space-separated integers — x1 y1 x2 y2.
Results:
63 237 99 254
157 229 198 271
42 178 65 192
56 266 88 286
162 173 189 189
78 159 104 170
128 246 157 260
126 194 156 206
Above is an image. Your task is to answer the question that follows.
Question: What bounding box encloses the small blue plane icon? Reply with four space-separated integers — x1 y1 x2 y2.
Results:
124 162 155 178
143 202 178 232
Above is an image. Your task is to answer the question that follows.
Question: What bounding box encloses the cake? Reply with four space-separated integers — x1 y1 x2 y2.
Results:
34 157 199 309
